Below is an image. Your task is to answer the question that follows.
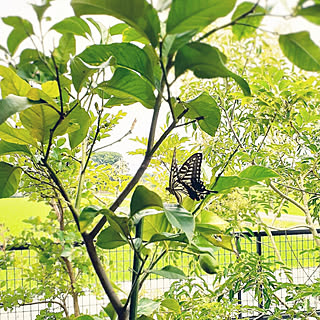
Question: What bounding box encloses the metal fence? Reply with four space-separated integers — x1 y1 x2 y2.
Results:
1 228 320 319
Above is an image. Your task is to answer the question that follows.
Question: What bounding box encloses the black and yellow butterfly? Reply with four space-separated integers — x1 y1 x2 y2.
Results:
166 149 217 204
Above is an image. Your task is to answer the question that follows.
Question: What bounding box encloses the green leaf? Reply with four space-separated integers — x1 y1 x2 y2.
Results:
79 205 101 232
137 298 161 316
143 212 171 241
20 105 70 143
213 176 259 192
184 92 221 136
202 233 234 252
70 56 103 92
279 31 320 71
167 0 236 34
0 65 31 98
160 298 181 313
51 16 91 37
150 265 187 279
296 5 320 25
148 232 187 244
164 204 194 242
0 95 39 125
100 209 131 238
175 42 251 96
26 88 60 109
190 234 219 256
239 165 279 181
130 185 163 217
75 316 95 320
67 106 91 149
2 16 34 55
232 2 265 40
87 18 109 44
122 27 150 45
31 1 51 22
0 162 22 198
77 43 154 85
0 140 31 156
71 0 160 47
98 68 156 109
96 226 128 249
0 122 37 146
53 33 76 64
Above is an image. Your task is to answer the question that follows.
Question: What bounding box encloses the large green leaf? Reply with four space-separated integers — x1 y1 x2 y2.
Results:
0 95 38 125
96 226 128 249
0 140 31 156
164 204 194 242
98 68 156 109
150 265 187 279
232 2 265 40
20 105 70 143
67 106 91 149
70 56 103 92
0 162 22 198
279 31 320 71
0 65 31 98
100 209 131 238
148 232 187 244
167 0 236 34
297 5 320 25
137 298 161 317
71 0 160 47
143 212 172 241
130 185 163 217
175 42 251 96
2 16 34 55
77 43 154 85
51 16 91 37
79 205 101 232
160 298 181 313
0 122 37 146
239 165 279 181
53 33 76 64
213 176 259 192
184 92 221 136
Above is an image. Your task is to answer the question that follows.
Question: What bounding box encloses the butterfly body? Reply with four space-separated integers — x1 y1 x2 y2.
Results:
167 150 217 204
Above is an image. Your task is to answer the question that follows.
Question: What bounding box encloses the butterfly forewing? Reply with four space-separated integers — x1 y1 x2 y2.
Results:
167 150 217 204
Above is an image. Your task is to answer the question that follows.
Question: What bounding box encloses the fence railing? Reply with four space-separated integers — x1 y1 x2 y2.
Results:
1 227 320 319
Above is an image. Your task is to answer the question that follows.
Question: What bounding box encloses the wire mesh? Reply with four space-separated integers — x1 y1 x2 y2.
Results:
1 228 320 319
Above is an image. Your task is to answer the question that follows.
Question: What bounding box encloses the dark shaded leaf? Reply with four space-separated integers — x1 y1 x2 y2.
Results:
0 162 22 198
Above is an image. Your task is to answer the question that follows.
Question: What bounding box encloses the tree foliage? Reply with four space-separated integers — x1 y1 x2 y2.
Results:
1 0 320 319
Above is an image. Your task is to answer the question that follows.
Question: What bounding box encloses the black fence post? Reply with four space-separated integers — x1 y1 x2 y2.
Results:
256 233 264 310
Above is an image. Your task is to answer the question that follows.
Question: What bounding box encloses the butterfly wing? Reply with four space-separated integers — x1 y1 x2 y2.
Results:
167 150 217 204
167 149 186 203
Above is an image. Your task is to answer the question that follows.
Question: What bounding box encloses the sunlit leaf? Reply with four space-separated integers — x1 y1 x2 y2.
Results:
98 68 156 109
0 162 22 198
239 165 279 181
150 265 187 279
167 0 236 34
0 122 37 146
0 65 31 98
96 226 128 249
0 95 38 125
51 16 91 37
183 92 221 136
279 31 320 71
130 185 163 217
175 42 251 96
0 140 31 156
2 16 34 54
71 0 160 47
137 298 161 316
77 43 154 85
164 204 194 242
297 5 320 25
232 2 265 40
79 205 101 232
